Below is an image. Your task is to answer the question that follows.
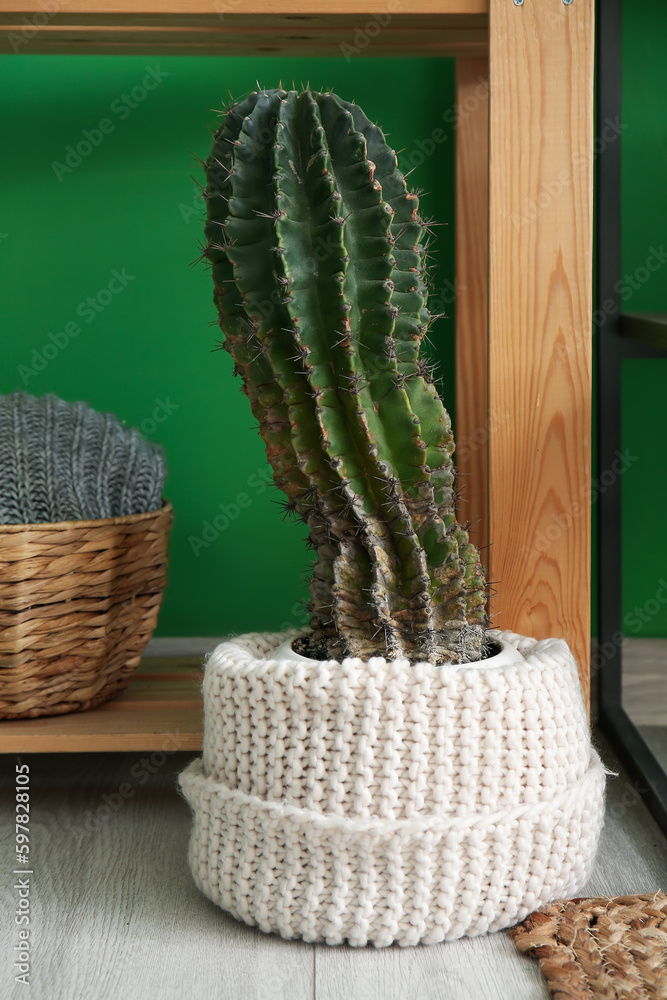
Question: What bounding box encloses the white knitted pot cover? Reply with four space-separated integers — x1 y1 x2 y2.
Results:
179 628 606 948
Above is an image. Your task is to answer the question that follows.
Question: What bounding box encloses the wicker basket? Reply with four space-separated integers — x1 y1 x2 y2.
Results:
0 502 173 719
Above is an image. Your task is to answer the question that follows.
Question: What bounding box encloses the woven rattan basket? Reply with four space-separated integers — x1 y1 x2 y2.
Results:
0 502 173 719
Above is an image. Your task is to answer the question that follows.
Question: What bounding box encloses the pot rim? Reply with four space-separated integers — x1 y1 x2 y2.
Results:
271 630 526 670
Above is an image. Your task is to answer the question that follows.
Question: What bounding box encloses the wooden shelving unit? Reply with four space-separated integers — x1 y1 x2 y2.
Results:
0 656 204 752
0 2 489 57
0 0 596 747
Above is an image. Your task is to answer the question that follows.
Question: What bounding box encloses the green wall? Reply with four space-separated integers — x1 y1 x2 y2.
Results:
0 2 665 639
0 56 457 636
620 0 667 637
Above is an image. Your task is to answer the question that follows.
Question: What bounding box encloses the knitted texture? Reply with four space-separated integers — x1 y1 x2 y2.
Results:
179 629 606 947
0 392 166 523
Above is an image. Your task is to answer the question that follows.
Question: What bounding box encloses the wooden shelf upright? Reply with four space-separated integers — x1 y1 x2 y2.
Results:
0 0 595 748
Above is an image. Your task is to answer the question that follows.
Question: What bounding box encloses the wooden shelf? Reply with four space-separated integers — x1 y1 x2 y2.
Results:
0 2 488 56
0 0 596 710
0 656 204 752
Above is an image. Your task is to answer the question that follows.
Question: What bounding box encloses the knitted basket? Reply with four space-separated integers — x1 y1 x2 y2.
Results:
179 628 606 947
0 391 166 525
0 502 173 719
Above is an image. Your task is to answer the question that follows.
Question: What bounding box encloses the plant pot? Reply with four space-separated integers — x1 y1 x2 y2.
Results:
179 627 605 947
0 502 173 719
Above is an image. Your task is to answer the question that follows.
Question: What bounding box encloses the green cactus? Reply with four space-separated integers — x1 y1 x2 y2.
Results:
202 87 487 664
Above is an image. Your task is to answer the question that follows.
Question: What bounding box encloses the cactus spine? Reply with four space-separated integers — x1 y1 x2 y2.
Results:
203 88 487 664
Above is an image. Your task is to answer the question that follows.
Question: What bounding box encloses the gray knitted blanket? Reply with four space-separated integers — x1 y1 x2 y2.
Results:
0 392 167 524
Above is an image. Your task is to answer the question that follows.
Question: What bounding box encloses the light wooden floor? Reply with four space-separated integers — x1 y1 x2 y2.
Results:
622 637 667 726
1 733 666 1000
617 637 667 769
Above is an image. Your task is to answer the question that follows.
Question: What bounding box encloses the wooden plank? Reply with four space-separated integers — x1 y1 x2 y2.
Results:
0 656 203 752
0 36 488 59
101 699 202 710
0 711 203 752
0 10 487 21
0 12 488 56
315 923 547 999
487 0 594 704
0 753 316 1000
0 1 488 13
455 57 489 560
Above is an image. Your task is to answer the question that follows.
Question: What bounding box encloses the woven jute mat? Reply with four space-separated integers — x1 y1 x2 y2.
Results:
510 893 667 999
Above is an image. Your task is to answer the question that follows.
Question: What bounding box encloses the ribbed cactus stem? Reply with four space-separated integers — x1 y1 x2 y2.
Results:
203 88 487 664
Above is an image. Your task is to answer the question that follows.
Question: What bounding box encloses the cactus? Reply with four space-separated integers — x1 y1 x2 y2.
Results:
201 88 487 664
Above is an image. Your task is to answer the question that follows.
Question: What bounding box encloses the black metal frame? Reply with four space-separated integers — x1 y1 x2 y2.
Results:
596 0 667 830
